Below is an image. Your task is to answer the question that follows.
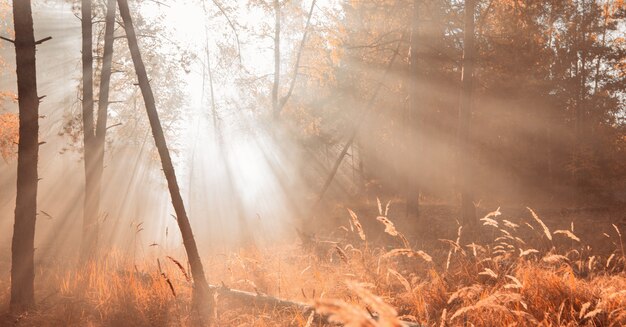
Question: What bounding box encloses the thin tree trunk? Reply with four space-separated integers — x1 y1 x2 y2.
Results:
458 0 477 228
357 142 365 188
592 1 608 95
81 0 98 262
91 0 116 248
10 0 39 312
272 0 281 119
406 0 420 220
575 0 587 197
545 7 557 187
117 0 213 315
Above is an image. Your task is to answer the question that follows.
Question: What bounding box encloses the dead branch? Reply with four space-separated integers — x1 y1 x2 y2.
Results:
277 0 317 113
210 284 420 327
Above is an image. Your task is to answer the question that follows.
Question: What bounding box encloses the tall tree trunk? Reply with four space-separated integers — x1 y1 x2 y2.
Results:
575 0 587 197
81 0 98 262
91 0 116 246
272 0 280 119
458 0 477 228
117 0 213 315
545 8 557 187
10 0 39 312
406 0 420 220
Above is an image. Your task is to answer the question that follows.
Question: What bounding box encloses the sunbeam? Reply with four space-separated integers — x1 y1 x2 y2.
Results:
1 0 625 325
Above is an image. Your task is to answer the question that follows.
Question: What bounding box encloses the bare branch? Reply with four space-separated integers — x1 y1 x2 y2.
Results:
277 0 317 113
0 36 15 43
210 0 242 66
105 122 123 130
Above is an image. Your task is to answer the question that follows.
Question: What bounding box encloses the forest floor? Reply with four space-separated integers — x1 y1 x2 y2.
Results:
0 202 625 326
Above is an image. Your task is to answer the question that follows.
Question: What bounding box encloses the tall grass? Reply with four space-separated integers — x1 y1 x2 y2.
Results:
1 206 625 326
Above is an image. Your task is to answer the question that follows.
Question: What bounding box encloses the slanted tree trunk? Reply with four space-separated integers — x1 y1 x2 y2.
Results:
117 0 213 315
10 0 40 312
81 0 98 262
405 0 420 220
458 0 477 228
314 40 402 208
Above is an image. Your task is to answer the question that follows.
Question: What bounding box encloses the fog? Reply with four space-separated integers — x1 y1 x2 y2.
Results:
1 0 625 325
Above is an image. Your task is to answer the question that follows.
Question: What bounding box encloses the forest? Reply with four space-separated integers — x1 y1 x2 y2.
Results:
0 0 625 326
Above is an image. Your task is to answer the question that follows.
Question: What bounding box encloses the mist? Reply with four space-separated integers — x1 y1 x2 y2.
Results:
1 0 625 325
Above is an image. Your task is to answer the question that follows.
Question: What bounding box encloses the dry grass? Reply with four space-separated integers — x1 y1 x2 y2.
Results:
1 206 625 326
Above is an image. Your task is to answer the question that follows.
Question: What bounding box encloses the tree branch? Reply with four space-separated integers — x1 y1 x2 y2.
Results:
0 36 15 43
277 0 317 113
210 0 242 66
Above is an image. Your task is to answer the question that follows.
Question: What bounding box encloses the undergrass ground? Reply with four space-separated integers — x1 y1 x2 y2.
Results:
1 204 625 326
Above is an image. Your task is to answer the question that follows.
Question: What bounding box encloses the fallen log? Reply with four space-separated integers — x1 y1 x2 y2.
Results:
210 284 421 327
211 284 310 312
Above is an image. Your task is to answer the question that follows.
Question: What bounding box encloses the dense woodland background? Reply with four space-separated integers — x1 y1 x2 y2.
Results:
2 1 625 212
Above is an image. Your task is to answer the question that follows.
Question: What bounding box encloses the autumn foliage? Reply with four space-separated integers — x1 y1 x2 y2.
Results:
0 112 18 161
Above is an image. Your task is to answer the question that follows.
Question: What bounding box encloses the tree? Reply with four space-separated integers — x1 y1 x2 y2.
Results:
10 0 42 312
473 0 626 203
117 0 213 316
80 0 115 261
80 0 97 261
235 0 317 120
61 0 188 154
458 0 477 227
405 0 420 220
302 0 624 210
93 0 115 241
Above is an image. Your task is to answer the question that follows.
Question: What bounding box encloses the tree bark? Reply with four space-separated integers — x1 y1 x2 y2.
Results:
10 0 39 312
458 0 477 228
81 0 98 262
117 0 213 315
93 0 116 212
